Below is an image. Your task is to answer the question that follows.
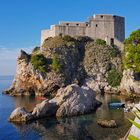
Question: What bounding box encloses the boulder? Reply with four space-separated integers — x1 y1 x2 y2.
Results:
9 107 33 122
32 99 58 118
97 119 117 128
50 84 101 117
120 69 140 96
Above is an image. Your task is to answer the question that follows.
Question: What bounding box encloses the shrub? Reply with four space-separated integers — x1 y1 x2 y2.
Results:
32 47 40 54
95 39 106 46
109 47 119 58
31 54 47 73
124 29 140 73
107 69 122 87
42 35 76 49
51 55 61 72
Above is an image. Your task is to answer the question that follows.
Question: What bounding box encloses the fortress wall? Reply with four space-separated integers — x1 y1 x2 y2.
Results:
114 16 125 42
41 14 125 50
59 22 87 27
54 25 86 37
86 15 115 41
41 26 56 45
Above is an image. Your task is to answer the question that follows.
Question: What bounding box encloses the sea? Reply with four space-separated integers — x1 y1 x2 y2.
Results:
0 76 134 140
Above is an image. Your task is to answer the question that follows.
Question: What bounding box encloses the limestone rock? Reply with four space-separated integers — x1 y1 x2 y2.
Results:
120 69 140 96
5 50 61 96
97 119 117 128
9 107 33 122
32 99 58 118
50 84 101 117
5 36 122 97
85 78 120 94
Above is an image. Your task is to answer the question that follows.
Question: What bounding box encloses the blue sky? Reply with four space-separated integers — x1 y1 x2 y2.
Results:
0 0 140 75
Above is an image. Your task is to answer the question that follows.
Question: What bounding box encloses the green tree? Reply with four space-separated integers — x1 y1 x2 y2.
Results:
95 39 106 46
107 69 122 87
124 29 140 73
31 54 47 73
51 55 61 72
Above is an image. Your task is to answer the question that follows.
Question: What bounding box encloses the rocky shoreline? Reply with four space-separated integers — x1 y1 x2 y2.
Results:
9 84 101 122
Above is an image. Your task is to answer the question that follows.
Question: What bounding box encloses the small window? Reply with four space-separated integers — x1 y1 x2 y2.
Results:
111 38 114 46
66 23 69 26
76 23 79 26
96 24 98 27
86 24 88 26
101 15 103 18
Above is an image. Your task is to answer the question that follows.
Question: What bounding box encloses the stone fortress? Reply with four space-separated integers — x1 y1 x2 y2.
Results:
41 14 125 50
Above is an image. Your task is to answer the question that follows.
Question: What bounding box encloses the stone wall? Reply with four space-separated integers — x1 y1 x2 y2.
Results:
41 14 125 50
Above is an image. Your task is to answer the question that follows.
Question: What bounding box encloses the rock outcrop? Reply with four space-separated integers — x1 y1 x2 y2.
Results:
120 69 140 96
9 84 101 122
51 84 101 117
5 36 122 96
84 42 122 93
9 107 33 122
4 50 62 96
97 119 117 128
32 99 57 118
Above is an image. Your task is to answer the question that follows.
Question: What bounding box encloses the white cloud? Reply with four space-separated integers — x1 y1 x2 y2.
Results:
0 45 35 75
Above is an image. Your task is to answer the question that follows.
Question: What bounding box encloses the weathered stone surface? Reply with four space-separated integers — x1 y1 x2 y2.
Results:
120 69 140 96
9 107 33 122
32 99 57 118
84 42 122 94
97 119 117 128
85 78 120 94
9 84 101 122
50 84 101 117
5 36 123 97
5 50 61 96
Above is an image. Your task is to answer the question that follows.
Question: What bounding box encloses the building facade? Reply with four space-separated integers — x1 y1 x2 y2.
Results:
41 14 125 50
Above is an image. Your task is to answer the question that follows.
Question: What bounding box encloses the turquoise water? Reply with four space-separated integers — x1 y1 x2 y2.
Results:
0 76 132 140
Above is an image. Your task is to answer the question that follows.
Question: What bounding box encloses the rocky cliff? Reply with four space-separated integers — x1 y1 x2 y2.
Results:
5 35 123 96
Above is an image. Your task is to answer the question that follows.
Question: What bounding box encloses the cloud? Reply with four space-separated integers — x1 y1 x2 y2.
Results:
0 45 35 75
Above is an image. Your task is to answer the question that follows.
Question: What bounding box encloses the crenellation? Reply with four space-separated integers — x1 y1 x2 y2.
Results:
41 14 125 51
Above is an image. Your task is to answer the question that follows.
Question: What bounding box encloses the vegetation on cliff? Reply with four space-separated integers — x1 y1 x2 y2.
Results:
84 40 122 87
107 68 122 87
31 54 48 73
6 35 123 96
51 55 61 72
123 29 140 73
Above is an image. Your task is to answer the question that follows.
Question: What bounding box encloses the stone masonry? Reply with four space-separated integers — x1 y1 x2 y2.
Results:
41 14 125 50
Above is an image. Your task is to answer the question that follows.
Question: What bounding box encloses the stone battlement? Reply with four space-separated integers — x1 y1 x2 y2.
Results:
41 14 125 50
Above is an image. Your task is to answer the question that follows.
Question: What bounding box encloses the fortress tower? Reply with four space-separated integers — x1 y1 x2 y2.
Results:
41 14 125 50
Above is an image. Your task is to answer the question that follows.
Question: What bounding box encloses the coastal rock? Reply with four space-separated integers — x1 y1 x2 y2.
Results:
120 69 140 96
32 99 58 118
84 42 122 93
9 84 101 122
97 119 117 128
5 50 61 96
5 36 122 96
50 84 101 117
9 107 33 122
85 78 120 94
